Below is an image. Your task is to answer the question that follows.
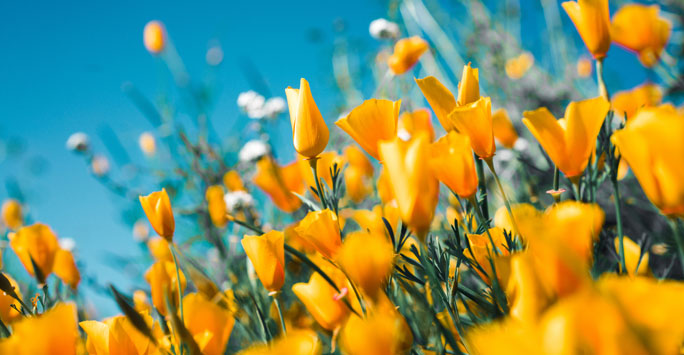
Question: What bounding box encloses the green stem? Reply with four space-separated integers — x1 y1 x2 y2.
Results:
612 177 627 273
309 158 328 210
596 59 610 101
552 166 561 203
474 155 489 221
484 158 520 237
669 218 684 273
467 197 498 256
271 293 287 335
170 244 185 325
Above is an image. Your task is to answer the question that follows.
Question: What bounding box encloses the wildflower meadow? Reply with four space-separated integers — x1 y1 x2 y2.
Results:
2 0 684 354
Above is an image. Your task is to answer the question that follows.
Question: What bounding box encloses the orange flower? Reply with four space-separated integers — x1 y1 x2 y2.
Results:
300 151 345 193
223 170 246 192
505 52 534 79
337 230 394 298
253 157 304 213
415 76 458 132
53 249 80 290
387 36 428 75
612 83 663 121
1 199 22 230
295 209 342 259
397 109 435 142
147 236 173 262
139 188 175 240
0 274 23 324
376 166 394 204
457 63 480 106
9 223 59 282
576 56 593 77
0 303 79 355
241 231 285 292
144 261 187 316
448 96 496 159
206 185 229 228
80 313 157 355
378 133 439 238
345 166 372 203
492 108 518 149
562 0 611 59
344 145 374 177
143 20 166 54
182 293 235 355
292 272 349 331
611 4 671 67
286 78 329 158
523 97 610 178
429 131 478 199
336 99 401 161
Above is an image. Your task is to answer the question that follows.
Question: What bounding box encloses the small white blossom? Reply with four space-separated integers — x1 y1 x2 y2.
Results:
238 140 269 162
514 137 529 152
237 91 266 120
369 18 400 40
263 97 287 118
497 149 515 162
59 238 76 252
91 155 110 176
206 45 224 66
66 132 90 152
224 191 255 212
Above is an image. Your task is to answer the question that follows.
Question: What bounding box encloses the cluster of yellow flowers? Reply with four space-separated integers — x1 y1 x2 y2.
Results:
0 0 682 354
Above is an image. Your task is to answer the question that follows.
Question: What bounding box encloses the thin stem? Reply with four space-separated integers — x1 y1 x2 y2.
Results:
271 293 287 335
596 59 610 101
611 177 627 273
484 158 520 237
474 155 489 220
170 244 185 325
669 218 684 273
309 158 328 210
552 166 561 203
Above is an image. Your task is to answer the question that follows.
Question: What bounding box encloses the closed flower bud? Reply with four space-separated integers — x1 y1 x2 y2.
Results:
139 188 175 240
206 185 229 228
143 20 166 54
448 96 496 159
9 223 60 282
286 78 329 159
223 170 246 192
295 209 342 259
241 231 285 292
253 157 304 213
457 63 480 106
1 199 23 230
492 108 519 149
54 249 80 290
429 131 478 199
336 99 401 161
144 260 186 316
562 0 611 59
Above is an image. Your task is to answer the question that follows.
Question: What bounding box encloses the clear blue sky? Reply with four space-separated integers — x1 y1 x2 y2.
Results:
0 0 387 317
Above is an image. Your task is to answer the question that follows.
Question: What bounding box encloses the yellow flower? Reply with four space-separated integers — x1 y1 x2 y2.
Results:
612 83 663 120
139 188 175 240
144 260 187 316
350 204 399 237
238 329 321 355
397 109 435 142
206 185 229 228
611 106 684 217
378 133 439 238
133 290 151 312
519 201 604 297
491 108 518 149
415 76 458 132
457 63 481 106
387 36 428 75
1 199 22 230
241 231 285 292
611 4 671 67
576 56 593 77
337 230 394 298
505 253 553 324
53 249 80 290
253 156 304 213
448 96 495 159
9 223 59 282
336 99 401 161
292 272 349 331
223 170 246 192
466 227 512 285
345 166 372 203
344 145 374 177
340 293 413 355
429 131 478 199
138 132 156 157
182 293 235 355
614 236 649 276
80 313 157 355
147 236 173 262
523 97 610 178
505 52 534 80
286 78 329 158
0 274 22 324
562 0 611 59
0 303 79 355
295 209 342 259
494 203 541 236
376 166 394 204
143 20 166 54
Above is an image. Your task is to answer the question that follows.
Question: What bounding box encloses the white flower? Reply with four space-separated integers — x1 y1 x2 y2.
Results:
206 45 224 66
514 138 529 152
238 140 269 162
224 191 254 212
59 238 76 252
369 18 400 40
497 149 515 162
237 90 266 120
66 132 90 152
263 97 287 118
91 155 110 176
